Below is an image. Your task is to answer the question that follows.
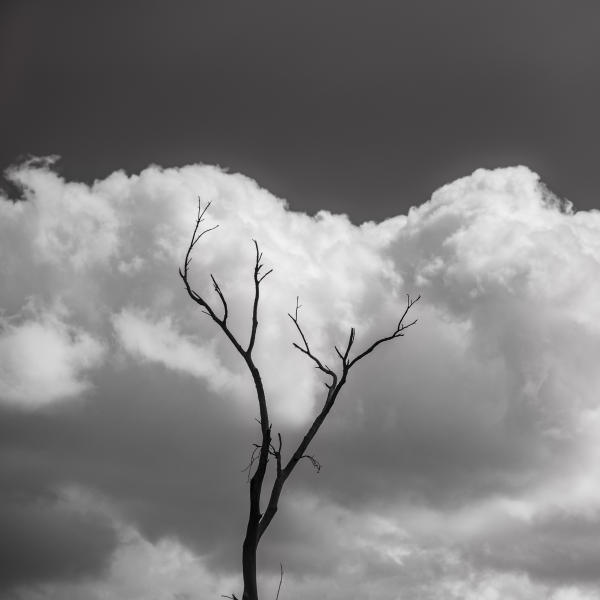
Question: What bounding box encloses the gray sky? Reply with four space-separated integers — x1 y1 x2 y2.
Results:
2 1 600 222
2 3 600 600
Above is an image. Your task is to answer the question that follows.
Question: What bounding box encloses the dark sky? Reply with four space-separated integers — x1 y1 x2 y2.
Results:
2 1 600 222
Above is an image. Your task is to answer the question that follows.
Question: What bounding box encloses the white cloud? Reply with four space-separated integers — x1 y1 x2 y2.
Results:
3 158 120 269
2 160 600 598
387 166 600 501
112 308 245 395
0 310 105 408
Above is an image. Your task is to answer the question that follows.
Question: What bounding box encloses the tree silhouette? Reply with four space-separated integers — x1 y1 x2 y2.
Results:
179 200 420 600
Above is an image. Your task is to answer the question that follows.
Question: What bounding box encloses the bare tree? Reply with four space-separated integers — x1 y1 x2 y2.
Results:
179 200 419 600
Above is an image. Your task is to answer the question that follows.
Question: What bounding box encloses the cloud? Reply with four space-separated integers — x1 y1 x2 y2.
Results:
0 309 105 409
1 160 600 599
3 487 235 600
112 308 244 394
0 487 117 593
3 157 120 269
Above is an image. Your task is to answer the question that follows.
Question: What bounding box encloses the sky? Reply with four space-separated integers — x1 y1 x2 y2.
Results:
1 2 600 600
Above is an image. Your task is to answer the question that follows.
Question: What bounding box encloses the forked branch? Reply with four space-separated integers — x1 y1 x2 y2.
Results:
178 198 273 367
287 293 420 456
347 293 420 368
288 297 337 387
257 293 419 541
180 200 219 282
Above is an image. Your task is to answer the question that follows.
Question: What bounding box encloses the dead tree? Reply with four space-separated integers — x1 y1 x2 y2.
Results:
179 200 419 600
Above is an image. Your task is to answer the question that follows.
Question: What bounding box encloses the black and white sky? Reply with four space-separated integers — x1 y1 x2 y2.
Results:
2 2 600 599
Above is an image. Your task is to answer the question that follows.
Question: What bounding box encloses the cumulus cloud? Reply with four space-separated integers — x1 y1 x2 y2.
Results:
1 160 600 599
112 308 245 394
0 309 105 408
3 157 120 269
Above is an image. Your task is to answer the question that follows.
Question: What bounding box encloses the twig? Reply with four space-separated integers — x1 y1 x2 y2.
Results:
287 297 337 386
275 563 284 600
247 239 273 354
300 454 321 473
241 444 262 482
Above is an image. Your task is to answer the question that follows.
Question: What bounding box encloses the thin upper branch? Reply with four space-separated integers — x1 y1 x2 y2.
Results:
178 199 244 351
287 297 337 386
178 198 273 365
247 240 272 355
210 274 228 323
180 199 219 283
347 294 420 368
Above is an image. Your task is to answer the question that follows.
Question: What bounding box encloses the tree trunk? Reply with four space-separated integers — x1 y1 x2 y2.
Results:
241 431 268 600
242 532 259 600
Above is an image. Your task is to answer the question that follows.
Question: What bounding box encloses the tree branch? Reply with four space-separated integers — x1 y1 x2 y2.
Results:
248 240 273 355
210 274 228 323
258 293 420 541
179 199 219 283
179 198 274 553
287 297 337 386
242 443 262 482
275 563 284 600
268 432 283 477
347 294 420 368
178 199 247 358
300 453 321 473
